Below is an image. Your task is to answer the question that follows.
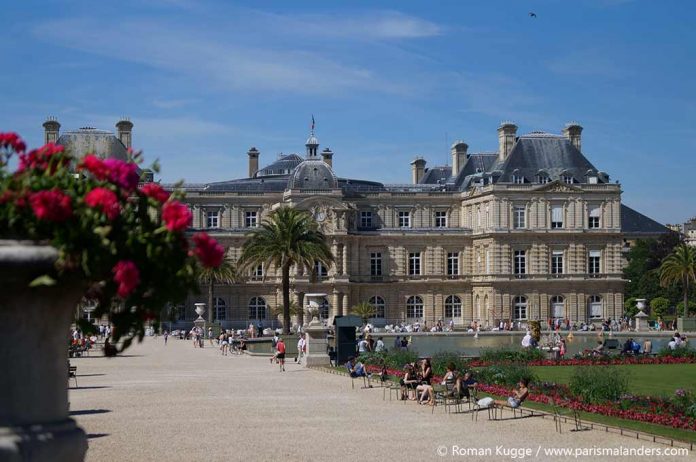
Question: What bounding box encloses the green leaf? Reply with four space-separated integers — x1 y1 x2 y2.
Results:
28 275 57 287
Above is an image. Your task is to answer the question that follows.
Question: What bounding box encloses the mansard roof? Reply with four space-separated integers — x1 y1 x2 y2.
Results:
255 154 303 177
496 134 603 184
57 128 129 161
452 153 499 189
420 166 452 184
621 204 671 236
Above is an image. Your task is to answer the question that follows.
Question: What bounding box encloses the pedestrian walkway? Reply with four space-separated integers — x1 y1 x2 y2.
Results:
70 337 677 461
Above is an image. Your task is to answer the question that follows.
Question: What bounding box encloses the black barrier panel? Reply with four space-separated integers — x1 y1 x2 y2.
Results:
333 315 363 366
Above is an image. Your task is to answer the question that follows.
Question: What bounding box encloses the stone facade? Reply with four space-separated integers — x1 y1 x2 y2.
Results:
170 122 668 329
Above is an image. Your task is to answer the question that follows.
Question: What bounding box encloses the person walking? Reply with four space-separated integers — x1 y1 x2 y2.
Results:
296 333 306 364
276 337 286 372
163 330 169 346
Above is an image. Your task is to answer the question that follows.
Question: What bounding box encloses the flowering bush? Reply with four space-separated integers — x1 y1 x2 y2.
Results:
0 133 223 353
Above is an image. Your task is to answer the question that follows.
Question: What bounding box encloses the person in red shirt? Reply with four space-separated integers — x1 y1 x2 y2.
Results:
276 338 286 372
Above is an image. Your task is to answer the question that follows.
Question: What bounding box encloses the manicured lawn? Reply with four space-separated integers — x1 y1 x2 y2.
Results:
530 364 696 397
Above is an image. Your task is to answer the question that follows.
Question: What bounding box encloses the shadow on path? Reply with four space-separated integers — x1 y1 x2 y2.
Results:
70 386 112 390
77 373 106 377
87 433 109 439
70 409 111 416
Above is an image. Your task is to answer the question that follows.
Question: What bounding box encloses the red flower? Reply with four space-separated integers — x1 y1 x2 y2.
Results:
0 132 26 153
103 159 139 191
192 232 224 268
79 154 110 180
85 187 120 220
18 143 65 172
28 189 72 222
112 260 140 298
162 200 192 232
140 183 170 203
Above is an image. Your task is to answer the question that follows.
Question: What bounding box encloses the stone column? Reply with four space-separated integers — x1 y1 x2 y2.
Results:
304 318 331 367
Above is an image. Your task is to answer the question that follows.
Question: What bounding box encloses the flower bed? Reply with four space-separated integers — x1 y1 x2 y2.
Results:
468 355 696 368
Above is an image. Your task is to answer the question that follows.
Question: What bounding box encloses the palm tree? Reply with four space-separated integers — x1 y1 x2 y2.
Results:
351 301 376 325
659 244 696 318
198 255 238 324
270 300 300 327
239 207 334 334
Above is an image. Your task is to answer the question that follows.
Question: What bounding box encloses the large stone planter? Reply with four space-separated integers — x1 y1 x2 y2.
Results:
0 241 88 461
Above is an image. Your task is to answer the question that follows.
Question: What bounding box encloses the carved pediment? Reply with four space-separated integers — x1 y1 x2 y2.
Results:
532 180 582 193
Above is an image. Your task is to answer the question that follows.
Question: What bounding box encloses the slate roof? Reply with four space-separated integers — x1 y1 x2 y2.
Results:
495 133 606 184
621 204 670 236
58 128 128 161
420 166 452 184
255 154 303 177
452 153 500 189
288 158 338 189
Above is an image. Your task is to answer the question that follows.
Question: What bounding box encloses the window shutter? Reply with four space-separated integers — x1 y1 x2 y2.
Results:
589 206 601 218
552 206 563 222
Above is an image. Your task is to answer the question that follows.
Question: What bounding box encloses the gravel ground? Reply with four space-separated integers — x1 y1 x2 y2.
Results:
69 337 687 462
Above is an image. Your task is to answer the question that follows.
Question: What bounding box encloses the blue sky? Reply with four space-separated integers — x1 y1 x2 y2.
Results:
1 0 694 224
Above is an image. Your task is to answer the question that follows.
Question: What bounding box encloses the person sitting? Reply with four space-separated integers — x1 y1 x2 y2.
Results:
622 338 633 355
494 378 529 410
592 340 605 356
415 359 433 404
643 339 652 355
419 362 457 406
631 339 641 355
346 357 371 387
399 364 418 400
456 371 478 401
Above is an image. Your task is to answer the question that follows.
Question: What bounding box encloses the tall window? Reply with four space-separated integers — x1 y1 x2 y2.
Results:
513 296 527 320
244 211 258 228
513 206 526 229
562 174 574 184
370 252 382 276
588 250 601 275
447 252 459 276
434 211 447 228
214 297 226 321
319 297 329 319
551 205 564 229
248 297 266 320
551 250 564 275
550 296 564 319
406 296 423 319
485 248 491 274
513 250 526 275
512 174 524 184
445 295 462 318
398 211 411 228
477 207 481 227
206 210 220 228
314 261 328 281
360 211 373 229
368 296 385 318
537 174 550 184
408 252 421 276
474 295 481 320
588 206 601 229
252 264 264 280
588 295 603 319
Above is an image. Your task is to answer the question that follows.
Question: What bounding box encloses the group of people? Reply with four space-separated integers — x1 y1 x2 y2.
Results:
398 359 479 406
357 335 385 353
268 333 306 371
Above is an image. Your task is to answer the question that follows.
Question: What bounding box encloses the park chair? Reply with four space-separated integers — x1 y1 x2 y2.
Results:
430 384 447 414
549 398 586 433
68 362 78 388
384 381 401 401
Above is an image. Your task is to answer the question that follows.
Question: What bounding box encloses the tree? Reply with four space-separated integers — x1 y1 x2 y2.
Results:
623 297 638 318
270 300 300 326
351 301 376 325
239 207 334 334
659 244 696 318
649 297 670 319
197 255 238 324
676 301 696 317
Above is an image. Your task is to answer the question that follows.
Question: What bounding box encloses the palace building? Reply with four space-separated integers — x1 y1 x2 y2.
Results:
42 118 669 328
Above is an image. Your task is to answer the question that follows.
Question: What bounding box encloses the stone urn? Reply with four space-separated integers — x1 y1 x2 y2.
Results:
0 241 88 461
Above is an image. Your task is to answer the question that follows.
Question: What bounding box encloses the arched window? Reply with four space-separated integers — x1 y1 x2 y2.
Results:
483 294 489 317
445 295 462 318
214 297 226 321
513 296 527 320
588 295 603 319
368 296 385 318
314 261 328 281
406 296 423 319
550 296 564 319
248 297 267 320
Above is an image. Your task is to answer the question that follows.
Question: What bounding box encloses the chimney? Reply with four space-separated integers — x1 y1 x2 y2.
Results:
42 117 60 144
410 157 426 184
563 122 583 151
247 147 260 178
115 118 134 149
451 141 468 176
497 121 518 162
321 148 333 168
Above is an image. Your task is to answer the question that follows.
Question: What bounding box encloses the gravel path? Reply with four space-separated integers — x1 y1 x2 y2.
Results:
69 337 687 462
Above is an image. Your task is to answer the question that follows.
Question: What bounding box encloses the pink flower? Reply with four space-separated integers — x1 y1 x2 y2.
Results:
28 189 72 222
162 201 192 232
0 132 26 153
85 187 120 220
79 154 110 180
112 260 140 298
140 183 170 203
18 143 65 172
103 159 139 191
192 232 224 268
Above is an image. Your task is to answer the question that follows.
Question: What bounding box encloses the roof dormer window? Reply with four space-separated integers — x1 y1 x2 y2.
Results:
561 174 574 184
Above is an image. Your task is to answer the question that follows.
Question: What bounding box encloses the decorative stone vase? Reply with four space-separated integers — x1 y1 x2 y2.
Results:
0 241 88 461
